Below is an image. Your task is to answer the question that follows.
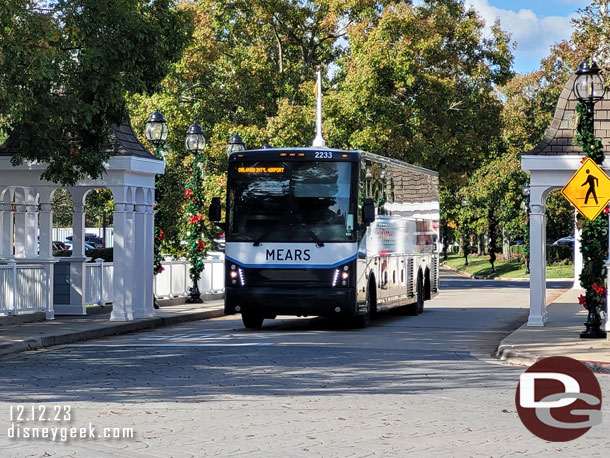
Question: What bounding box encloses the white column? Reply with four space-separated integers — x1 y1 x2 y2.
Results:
124 201 135 315
573 210 584 289
0 201 13 258
145 201 155 313
71 203 86 258
528 199 548 327
39 197 54 259
13 203 26 258
24 197 38 258
110 200 133 321
132 202 151 319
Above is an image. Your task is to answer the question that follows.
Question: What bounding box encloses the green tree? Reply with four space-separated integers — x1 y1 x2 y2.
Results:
327 0 513 188
0 0 193 184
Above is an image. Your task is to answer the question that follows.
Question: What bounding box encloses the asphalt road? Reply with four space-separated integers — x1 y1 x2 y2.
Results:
0 270 607 457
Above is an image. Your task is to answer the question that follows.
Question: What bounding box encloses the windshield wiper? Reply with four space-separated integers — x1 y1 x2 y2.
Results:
253 228 273 246
292 213 324 247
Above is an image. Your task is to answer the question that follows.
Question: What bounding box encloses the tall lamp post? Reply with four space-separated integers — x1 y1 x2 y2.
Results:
522 181 530 275
184 122 207 303
145 110 170 309
573 61 607 338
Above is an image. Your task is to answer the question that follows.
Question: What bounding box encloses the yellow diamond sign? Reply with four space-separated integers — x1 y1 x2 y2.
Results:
562 157 610 221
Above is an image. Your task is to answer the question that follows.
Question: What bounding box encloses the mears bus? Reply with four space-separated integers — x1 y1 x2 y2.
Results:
208 148 440 329
208 71 439 329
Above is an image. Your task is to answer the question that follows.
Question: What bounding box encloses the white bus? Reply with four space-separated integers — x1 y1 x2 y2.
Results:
209 148 440 329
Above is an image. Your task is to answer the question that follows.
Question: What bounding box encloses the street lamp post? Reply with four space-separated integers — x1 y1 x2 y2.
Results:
145 110 170 310
573 61 607 339
522 181 531 275
184 122 206 304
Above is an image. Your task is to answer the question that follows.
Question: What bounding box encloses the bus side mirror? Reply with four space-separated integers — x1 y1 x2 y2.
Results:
209 197 222 222
362 198 375 225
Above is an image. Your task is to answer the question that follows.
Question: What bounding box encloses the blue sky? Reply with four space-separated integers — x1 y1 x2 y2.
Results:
464 0 591 73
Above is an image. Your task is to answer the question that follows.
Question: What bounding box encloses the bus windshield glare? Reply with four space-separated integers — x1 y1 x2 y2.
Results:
228 161 355 243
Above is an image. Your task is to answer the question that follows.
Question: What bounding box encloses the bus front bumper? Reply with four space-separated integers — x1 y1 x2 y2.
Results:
225 287 357 317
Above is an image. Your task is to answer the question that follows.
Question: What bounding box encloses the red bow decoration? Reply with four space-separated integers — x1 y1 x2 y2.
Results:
578 294 587 307
189 214 202 224
592 282 606 295
580 157 587 164
158 230 164 241
197 240 206 252
185 188 194 198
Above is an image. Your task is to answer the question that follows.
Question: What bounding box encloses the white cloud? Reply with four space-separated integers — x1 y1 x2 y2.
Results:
465 0 577 72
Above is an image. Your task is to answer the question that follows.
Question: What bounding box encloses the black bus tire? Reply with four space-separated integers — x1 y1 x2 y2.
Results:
351 288 371 329
242 313 264 329
416 271 425 315
404 270 424 316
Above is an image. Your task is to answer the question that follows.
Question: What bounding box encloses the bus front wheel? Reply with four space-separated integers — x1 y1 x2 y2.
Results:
242 313 264 329
351 288 372 329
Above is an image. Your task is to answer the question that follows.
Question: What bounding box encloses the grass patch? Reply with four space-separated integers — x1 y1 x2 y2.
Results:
442 254 573 279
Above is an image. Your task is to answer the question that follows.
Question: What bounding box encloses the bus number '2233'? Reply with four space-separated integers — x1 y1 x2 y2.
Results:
266 249 311 261
315 151 333 159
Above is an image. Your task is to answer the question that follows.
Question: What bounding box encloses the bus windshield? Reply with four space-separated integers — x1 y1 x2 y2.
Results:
228 161 355 243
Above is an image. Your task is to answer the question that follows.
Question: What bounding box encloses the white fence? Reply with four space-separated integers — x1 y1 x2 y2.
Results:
83 258 224 305
154 258 224 299
0 262 52 316
0 258 223 317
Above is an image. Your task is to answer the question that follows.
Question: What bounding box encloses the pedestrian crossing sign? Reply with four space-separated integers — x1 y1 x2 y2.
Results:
561 157 610 221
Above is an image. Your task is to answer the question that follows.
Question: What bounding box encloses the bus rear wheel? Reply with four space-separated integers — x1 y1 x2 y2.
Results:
242 313 264 329
404 271 424 316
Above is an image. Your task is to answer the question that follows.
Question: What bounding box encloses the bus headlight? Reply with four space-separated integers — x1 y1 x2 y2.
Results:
332 269 340 287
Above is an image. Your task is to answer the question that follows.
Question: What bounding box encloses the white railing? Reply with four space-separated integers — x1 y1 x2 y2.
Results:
153 258 224 299
80 258 225 304
0 262 51 315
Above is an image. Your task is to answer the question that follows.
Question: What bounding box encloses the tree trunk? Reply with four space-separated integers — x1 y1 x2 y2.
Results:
502 228 511 260
478 234 485 255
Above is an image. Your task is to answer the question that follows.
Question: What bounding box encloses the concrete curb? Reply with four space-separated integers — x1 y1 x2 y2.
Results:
496 344 610 374
0 307 225 358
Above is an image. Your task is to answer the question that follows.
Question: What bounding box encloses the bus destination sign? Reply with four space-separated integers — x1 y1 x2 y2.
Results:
237 167 285 174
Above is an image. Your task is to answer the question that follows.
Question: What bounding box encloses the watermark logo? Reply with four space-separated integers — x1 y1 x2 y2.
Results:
515 356 602 442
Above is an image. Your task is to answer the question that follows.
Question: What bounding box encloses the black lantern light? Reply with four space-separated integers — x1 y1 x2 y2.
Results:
226 133 246 157
574 61 605 110
185 122 206 153
145 110 169 158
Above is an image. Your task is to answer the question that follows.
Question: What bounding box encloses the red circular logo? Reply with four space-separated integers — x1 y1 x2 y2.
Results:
515 356 602 442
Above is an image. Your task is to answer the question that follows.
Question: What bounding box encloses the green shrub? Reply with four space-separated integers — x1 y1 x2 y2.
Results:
510 244 572 263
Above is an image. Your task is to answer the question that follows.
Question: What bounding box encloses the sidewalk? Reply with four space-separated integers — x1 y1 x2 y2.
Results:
496 288 610 372
0 300 225 357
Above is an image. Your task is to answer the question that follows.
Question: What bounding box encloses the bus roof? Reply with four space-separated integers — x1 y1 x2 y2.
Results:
229 147 438 177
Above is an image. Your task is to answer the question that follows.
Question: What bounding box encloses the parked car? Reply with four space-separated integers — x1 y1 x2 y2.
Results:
66 234 104 248
552 236 574 247
53 241 68 251
64 241 96 251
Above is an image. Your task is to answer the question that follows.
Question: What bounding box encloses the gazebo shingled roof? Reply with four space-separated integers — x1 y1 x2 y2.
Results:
528 74 610 156
0 123 159 160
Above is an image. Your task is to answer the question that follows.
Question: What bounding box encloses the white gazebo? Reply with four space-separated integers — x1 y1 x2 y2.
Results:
0 123 164 321
522 74 609 331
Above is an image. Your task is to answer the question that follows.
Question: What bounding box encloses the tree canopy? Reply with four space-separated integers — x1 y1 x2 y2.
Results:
0 0 193 184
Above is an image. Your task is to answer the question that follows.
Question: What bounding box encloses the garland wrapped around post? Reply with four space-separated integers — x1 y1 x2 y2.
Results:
575 101 608 338
185 153 207 303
